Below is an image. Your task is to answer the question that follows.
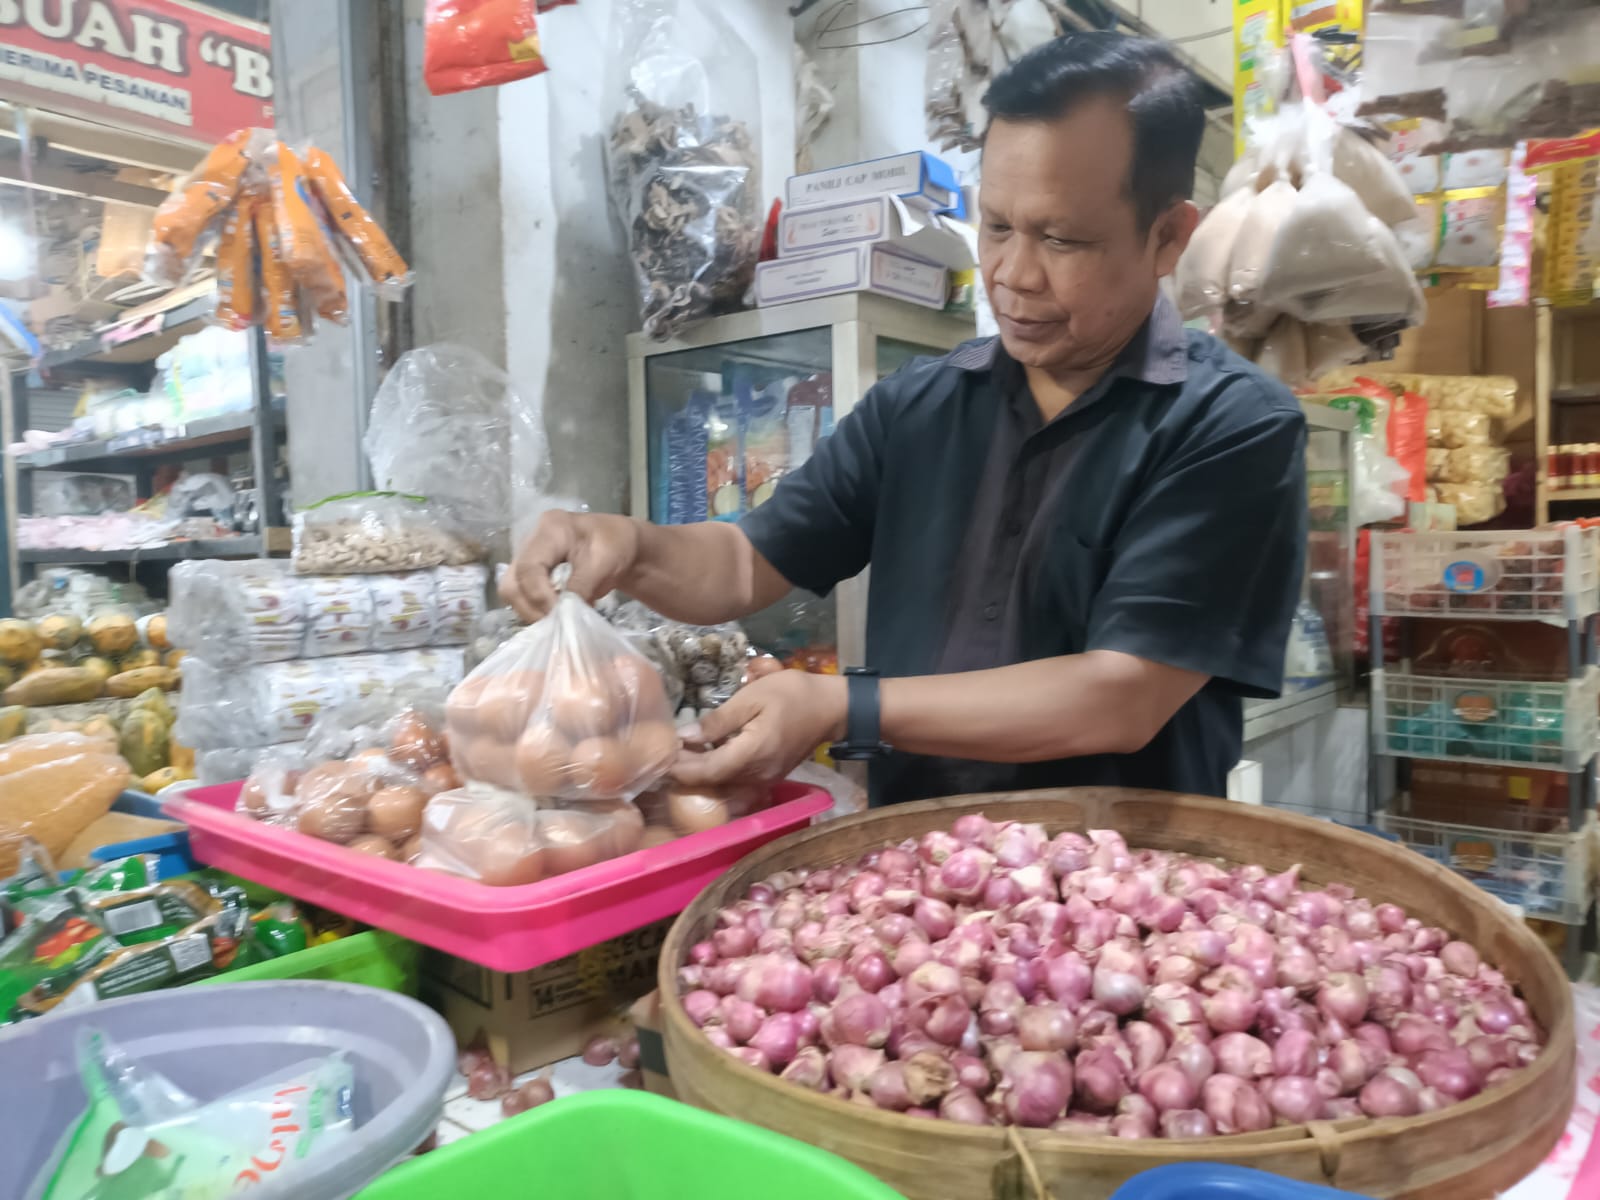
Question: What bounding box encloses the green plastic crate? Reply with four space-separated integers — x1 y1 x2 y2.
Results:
357 1090 905 1200
200 929 421 996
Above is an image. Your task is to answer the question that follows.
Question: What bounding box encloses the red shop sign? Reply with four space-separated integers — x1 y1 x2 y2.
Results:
0 0 272 146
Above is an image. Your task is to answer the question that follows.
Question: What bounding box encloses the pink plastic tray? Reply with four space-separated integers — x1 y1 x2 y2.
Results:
163 782 830 972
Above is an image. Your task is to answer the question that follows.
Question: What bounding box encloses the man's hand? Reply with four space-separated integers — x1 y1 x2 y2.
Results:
671 670 847 788
502 511 641 622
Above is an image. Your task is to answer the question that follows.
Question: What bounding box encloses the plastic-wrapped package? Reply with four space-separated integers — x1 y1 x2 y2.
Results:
1228 181 1299 307
144 128 257 286
1304 322 1367 379
1254 316 1309 385
293 493 481 575
30 1029 353 1200
1332 125 1418 228
170 559 488 667
1441 444 1512 484
445 591 677 803
1426 446 1451 481
1425 406 1445 447
604 0 761 340
196 747 259 786
1435 186 1505 270
363 345 550 558
166 473 236 521
600 595 749 714
302 146 414 296
1438 411 1494 448
635 782 771 840
423 0 546 96
1436 481 1507 525
416 789 640 885
1175 188 1252 318
30 474 136 517
176 647 467 750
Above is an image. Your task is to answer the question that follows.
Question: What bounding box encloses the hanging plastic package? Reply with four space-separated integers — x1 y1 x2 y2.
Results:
424 0 547 96
604 0 762 339
364 344 551 560
444 590 678 804
28 1028 353 1200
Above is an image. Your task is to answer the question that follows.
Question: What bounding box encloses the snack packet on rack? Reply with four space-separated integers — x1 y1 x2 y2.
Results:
144 129 259 286
424 0 547 96
444 590 678 803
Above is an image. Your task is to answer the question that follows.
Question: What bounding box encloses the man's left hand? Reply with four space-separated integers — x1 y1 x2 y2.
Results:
670 669 847 788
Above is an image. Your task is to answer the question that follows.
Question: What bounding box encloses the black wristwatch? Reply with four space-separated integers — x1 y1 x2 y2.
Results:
829 667 892 761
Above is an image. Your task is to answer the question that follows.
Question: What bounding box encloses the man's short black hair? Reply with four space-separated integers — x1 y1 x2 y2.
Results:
983 32 1205 230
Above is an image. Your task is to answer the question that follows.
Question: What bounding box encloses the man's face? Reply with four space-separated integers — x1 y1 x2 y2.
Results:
979 97 1196 375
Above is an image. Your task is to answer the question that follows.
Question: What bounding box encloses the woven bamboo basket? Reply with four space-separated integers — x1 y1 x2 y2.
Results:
658 789 1575 1200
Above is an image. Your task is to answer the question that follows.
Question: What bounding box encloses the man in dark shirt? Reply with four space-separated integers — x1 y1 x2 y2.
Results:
505 33 1307 805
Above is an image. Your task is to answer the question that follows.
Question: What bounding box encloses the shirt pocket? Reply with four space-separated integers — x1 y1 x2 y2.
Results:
1027 528 1114 656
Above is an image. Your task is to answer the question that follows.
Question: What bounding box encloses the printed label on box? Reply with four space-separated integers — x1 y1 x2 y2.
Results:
871 249 947 308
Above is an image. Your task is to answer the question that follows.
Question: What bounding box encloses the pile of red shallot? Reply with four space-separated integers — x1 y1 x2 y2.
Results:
676 818 1544 1136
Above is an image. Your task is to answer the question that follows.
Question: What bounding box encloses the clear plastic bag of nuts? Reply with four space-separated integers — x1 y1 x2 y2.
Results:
292 491 482 575
444 590 678 803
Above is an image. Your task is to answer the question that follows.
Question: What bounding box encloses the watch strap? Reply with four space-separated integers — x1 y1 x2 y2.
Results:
830 667 890 761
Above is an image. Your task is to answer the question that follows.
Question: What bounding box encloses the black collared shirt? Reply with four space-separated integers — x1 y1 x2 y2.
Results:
740 294 1308 806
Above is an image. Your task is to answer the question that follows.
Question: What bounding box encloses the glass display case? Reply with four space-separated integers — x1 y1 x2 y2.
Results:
1242 400 1357 742
627 294 977 668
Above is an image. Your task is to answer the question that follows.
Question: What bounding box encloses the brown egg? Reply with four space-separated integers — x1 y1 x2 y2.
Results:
466 738 520 790
239 778 270 816
538 811 610 875
640 825 677 849
472 836 547 887
567 736 633 797
297 794 368 843
666 788 730 835
368 785 428 841
351 747 391 767
624 721 679 779
419 763 462 796
346 835 397 859
476 670 545 741
586 799 645 857
515 724 571 796
547 674 620 740
398 834 425 863
446 674 490 738
634 787 670 827
612 654 672 723
298 760 378 806
390 713 446 770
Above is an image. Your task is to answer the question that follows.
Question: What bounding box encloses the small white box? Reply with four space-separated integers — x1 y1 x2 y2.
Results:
786 151 961 214
778 194 976 269
755 245 949 311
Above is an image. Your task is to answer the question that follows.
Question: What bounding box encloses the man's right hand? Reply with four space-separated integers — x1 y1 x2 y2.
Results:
501 511 642 621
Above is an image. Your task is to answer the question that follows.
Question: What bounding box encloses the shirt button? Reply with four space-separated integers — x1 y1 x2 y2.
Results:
983 603 1000 621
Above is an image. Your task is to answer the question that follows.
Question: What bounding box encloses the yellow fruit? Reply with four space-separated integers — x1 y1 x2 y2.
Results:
21 660 51 677
36 614 84 651
117 648 162 672
86 612 138 656
131 687 177 727
0 665 12 691
145 613 170 650
79 715 118 742
78 656 116 684
0 619 42 666
104 668 179 699
1 667 103 706
139 766 185 792
164 648 187 670
169 740 195 772
0 706 26 740
119 708 170 777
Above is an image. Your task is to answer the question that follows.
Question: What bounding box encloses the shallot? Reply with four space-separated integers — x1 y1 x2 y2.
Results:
676 816 1544 1138
501 1076 555 1117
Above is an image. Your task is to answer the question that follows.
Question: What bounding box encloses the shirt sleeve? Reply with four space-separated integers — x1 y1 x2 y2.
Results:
738 381 893 597
1086 383 1308 698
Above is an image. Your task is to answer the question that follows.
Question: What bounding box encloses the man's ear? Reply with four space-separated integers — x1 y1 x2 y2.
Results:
1152 200 1200 278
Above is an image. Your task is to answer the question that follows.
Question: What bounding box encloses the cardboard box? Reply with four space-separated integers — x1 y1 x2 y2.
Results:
755 245 948 311
628 990 677 1100
786 151 961 215
778 193 976 270
1403 761 1571 833
421 919 671 1075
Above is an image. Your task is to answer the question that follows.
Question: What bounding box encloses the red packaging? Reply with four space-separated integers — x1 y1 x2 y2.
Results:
1386 386 1429 505
424 0 547 96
